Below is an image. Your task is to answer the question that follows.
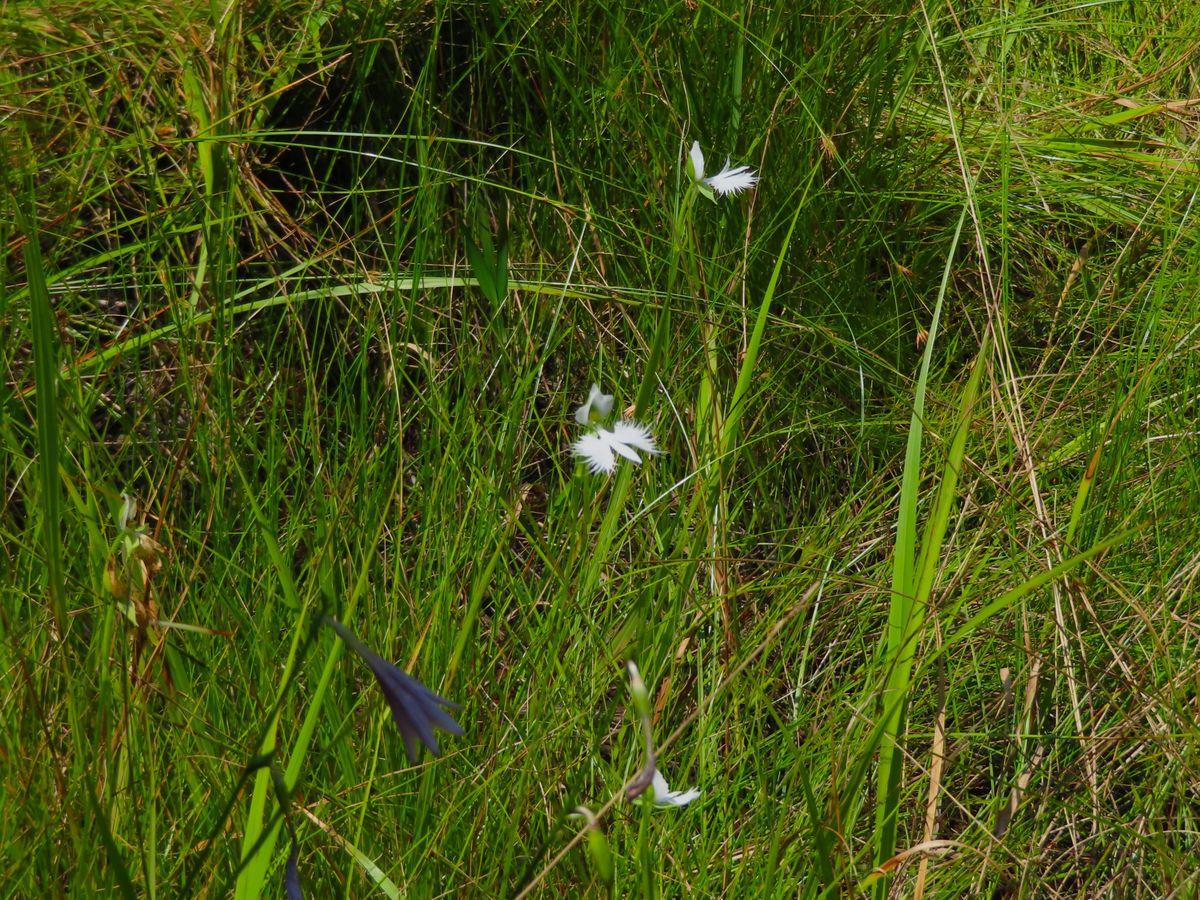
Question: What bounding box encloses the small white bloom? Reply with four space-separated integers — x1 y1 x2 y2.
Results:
572 421 660 475
705 159 758 196
650 767 701 808
688 140 706 182
572 430 617 475
575 383 615 425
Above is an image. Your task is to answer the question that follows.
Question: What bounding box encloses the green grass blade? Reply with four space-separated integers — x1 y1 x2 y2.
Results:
232 459 312 900
16 194 66 633
86 780 139 900
938 525 1140 656
874 205 967 881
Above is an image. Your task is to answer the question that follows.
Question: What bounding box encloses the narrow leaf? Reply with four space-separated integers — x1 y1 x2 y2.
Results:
16 195 66 631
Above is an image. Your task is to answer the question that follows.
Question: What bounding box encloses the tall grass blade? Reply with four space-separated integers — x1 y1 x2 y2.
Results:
16 195 66 632
873 206 967 889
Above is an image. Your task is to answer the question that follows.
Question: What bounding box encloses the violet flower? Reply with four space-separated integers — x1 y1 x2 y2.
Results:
325 618 463 764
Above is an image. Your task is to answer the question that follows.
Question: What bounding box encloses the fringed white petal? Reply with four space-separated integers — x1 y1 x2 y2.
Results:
573 418 660 476
705 160 759 196
608 420 660 456
572 431 617 474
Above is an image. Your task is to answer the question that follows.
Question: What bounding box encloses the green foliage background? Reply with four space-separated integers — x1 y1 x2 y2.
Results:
3 1 1199 896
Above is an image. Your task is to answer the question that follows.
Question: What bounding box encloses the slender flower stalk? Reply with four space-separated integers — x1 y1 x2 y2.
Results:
625 662 657 799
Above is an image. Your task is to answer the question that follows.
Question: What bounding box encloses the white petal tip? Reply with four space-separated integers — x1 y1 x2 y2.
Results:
688 141 705 182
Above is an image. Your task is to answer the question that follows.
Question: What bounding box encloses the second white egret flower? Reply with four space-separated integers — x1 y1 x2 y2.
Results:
571 384 661 475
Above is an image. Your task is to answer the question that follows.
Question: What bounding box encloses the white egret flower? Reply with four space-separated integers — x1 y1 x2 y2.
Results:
575 383 615 425
649 767 701 808
687 140 759 197
572 421 661 475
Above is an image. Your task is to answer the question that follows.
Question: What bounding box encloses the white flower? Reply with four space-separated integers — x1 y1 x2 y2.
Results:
650 767 701 808
687 140 758 197
575 383 615 425
572 420 661 475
